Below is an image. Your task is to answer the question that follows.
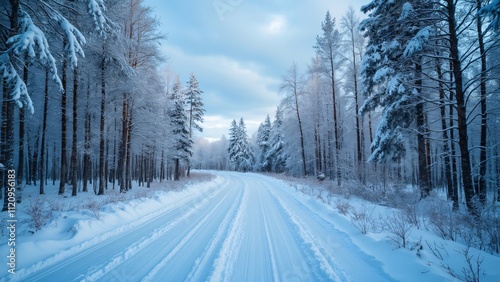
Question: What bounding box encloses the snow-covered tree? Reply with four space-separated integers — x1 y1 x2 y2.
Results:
169 78 192 180
480 0 500 30
314 10 343 185
360 0 435 197
256 115 272 172
185 73 205 176
266 108 286 173
1 0 108 208
228 118 254 172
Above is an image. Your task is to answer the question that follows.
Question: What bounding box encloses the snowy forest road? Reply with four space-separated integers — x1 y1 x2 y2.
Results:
19 172 395 282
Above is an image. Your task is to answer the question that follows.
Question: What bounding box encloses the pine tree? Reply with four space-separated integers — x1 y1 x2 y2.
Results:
169 78 192 180
266 108 286 173
237 118 254 172
228 119 240 170
360 0 433 197
314 11 343 185
228 118 254 172
256 115 272 172
185 73 205 177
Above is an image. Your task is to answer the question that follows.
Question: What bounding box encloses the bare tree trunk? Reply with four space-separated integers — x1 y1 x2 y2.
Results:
120 95 128 192
31 131 39 186
448 63 459 210
447 0 476 215
126 109 133 189
348 22 363 180
17 57 27 191
83 79 91 193
71 67 78 196
98 58 106 195
174 158 180 181
52 142 56 186
329 52 341 187
476 0 488 206
58 39 68 195
292 71 307 177
39 69 50 195
436 58 455 207
415 63 430 198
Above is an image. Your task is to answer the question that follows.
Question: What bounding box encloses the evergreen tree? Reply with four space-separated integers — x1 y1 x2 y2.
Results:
238 118 254 172
314 11 343 185
266 108 286 173
228 118 254 172
256 115 272 172
169 78 192 180
360 0 433 197
184 73 205 177
228 119 240 170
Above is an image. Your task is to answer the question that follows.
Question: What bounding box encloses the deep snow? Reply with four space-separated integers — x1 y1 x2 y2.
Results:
1 171 499 281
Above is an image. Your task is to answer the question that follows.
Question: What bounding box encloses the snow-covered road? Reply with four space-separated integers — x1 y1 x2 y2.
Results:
17 172 397 281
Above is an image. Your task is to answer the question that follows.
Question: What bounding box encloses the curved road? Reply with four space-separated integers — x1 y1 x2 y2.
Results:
16 172 394 282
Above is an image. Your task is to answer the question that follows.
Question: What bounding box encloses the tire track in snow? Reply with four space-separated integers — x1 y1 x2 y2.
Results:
262 174 396 282
208 182 249 282
81 182 232 282
265 183 350 282
184 182 244 282
140 184 237 282
256 187 280 282
18 176 228 282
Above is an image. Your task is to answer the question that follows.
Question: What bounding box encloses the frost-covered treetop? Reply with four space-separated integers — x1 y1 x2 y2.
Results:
1 0 110 114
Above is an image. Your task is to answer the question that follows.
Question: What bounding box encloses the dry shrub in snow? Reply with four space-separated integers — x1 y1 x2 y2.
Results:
26 198 52 231
349 204 375 235
84 198 105 219
424 197 460 242
386 211 412 248
335 198 351 215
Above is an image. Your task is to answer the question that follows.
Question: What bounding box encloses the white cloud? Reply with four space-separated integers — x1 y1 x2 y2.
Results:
162 44 281 140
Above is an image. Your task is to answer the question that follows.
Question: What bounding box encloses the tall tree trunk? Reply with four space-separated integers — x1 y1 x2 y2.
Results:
126 109 133 189
58 39 68 195
415 63 431 198
436 58 455 207
52 142 56 185
39 69 50 195
17 57 27 191
476 0 488 206
292 74 307 177
448 64 459 210
160 150 165 182
447 0 476 215
71 67 78 196
329 49 341 187
120 95 128 192
349 26 363 180
83 79 91 193
98 58 106 195
174 158 180 181
31 131 39 186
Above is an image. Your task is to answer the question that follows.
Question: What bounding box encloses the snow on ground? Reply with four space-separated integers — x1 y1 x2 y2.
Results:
1 171 499 281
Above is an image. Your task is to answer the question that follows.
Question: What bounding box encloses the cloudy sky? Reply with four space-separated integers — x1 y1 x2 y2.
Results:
144 0 366 141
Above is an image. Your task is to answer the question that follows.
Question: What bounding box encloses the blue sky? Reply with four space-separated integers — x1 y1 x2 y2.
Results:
144 0 366 140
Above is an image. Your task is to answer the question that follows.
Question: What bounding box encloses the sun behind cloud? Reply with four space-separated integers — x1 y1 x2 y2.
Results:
266 15 286 34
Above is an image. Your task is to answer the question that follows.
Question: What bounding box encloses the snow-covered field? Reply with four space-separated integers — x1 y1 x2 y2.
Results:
1 171 499 281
